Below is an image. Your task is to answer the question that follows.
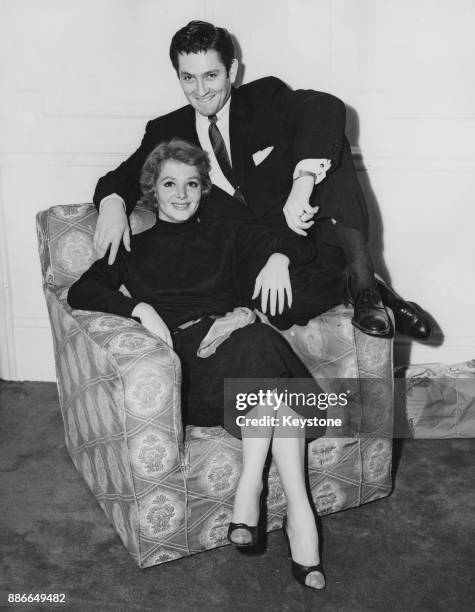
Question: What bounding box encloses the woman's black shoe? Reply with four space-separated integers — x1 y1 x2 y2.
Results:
344 277 394 339
375 278 432 340
282 516 326 591
227 522 259 549
227 490 265 549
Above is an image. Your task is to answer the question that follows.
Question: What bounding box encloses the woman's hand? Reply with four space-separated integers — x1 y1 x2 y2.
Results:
252 253 292 316
132 303 173 348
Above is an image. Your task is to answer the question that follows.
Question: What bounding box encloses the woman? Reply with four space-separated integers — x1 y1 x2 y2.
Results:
68 139 326 590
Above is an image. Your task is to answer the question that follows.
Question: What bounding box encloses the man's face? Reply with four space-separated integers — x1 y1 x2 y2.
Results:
177 50 238 117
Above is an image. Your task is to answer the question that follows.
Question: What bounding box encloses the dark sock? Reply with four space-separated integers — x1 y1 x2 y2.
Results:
335 224 377 296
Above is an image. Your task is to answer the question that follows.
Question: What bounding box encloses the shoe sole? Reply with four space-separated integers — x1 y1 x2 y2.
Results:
350 316 394 339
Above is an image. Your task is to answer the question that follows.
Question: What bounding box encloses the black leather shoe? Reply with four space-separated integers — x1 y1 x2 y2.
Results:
376 279 432 340
345 279 394 338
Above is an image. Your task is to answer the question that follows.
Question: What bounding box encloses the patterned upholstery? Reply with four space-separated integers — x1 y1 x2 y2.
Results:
37 204 394 568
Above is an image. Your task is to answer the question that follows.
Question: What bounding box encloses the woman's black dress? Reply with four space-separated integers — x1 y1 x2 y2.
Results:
68 214 326 437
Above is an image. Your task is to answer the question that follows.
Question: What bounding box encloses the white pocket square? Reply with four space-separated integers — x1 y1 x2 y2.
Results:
252 146 274 166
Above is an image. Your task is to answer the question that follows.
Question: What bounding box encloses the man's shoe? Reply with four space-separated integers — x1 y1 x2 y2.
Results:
351 289 394 338
344 278 394 338
376 279 432 340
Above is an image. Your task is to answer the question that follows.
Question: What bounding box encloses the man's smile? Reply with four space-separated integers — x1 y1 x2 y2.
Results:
195 94 215 103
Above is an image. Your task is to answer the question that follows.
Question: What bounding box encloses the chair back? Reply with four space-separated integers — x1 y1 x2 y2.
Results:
36 204 156 288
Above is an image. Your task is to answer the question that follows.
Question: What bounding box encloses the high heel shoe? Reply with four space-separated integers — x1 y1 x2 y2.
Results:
282 515 326 590
227 522 259 549
227 491 265 550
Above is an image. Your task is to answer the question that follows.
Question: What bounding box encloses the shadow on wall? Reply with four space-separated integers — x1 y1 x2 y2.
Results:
346 105 444 366
346 105 390 281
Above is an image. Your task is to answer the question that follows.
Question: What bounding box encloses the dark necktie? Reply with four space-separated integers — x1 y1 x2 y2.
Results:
208 115 246 205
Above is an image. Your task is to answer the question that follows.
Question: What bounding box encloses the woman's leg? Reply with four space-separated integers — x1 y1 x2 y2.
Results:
177 320 323 555
271 415 325 589
230 432 272 545
215 322 313 545
175 321 280 543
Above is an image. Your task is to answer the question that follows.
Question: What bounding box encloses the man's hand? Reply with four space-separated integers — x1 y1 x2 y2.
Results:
94 197 131 265
283 175 318 236
283 160 331 236
252 253 292 316
132 302 173 348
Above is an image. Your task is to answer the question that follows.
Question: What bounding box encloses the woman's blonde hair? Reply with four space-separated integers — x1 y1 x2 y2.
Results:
139 138 212 209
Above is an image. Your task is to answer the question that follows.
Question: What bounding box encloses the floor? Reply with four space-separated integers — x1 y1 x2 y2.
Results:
1 380 474 611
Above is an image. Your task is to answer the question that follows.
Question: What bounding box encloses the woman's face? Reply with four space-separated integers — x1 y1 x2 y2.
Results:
155 160 202 223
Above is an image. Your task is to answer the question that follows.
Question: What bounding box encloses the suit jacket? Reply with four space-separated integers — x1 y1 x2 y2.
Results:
93 77 349 221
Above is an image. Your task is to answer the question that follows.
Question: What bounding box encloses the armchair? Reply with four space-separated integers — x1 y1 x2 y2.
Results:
37 204 394 568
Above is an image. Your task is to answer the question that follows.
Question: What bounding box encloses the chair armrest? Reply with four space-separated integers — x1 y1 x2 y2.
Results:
277 305 394 437
45 287 184 454
44 287 190 566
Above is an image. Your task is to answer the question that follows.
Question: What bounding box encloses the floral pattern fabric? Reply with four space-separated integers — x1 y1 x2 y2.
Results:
37 204 394 568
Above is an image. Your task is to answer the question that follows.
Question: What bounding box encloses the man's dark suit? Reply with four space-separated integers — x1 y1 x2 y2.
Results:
93 76 369 328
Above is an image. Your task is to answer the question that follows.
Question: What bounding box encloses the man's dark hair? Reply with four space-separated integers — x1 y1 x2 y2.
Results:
169 20 235 74
139 138 211 210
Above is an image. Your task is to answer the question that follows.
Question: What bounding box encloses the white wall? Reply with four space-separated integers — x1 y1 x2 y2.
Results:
1 0 474 380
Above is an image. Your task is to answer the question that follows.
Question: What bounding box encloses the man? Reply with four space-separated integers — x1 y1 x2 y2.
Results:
93 20 430 339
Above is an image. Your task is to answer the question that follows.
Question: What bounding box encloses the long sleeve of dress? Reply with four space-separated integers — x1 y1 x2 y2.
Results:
67 250 140 317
